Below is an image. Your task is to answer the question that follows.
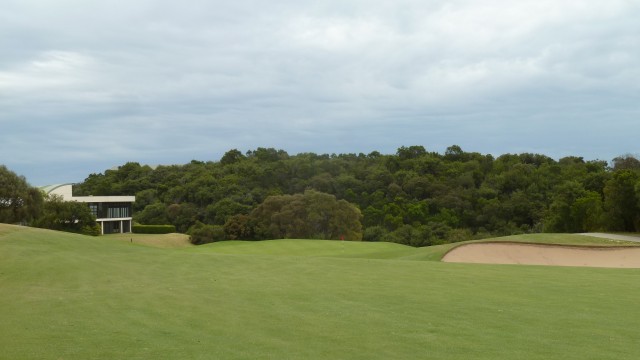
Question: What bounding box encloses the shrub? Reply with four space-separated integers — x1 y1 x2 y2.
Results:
132 224 176 234
362 226 387 242
81 224 102 236
445 228 473 243
188 222 226 245
224 214 254 240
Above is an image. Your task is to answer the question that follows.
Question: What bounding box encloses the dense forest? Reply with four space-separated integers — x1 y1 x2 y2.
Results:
65 146 640 246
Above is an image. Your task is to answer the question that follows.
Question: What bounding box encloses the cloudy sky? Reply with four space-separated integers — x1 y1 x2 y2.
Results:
1 0 639 185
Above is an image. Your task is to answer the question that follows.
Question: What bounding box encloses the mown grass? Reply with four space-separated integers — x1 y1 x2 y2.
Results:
194 233 639 262
190 239 418 259
482 233 640 246
2 224 640 359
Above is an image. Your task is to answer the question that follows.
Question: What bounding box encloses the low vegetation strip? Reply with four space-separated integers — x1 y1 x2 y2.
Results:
579 232 640 243
469 233 640 246
132 224 177 234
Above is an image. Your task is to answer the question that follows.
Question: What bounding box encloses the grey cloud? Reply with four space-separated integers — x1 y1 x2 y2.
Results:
1 0 639 184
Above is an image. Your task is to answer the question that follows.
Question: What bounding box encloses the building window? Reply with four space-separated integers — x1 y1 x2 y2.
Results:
107 206 129 218
89 203 98 218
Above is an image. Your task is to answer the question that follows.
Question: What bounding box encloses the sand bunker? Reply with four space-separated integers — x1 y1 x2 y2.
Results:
442 242 640 268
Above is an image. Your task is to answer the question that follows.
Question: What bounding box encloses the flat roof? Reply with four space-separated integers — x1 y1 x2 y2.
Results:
72 196 136 203
40 184 135 203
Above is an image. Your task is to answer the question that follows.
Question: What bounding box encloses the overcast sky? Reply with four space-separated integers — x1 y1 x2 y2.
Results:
1 0 639 185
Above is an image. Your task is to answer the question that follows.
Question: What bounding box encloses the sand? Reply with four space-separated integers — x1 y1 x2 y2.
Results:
442 242 640 268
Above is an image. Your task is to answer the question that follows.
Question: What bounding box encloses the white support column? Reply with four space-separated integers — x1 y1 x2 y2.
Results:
120 220 124 233
100 221 104 235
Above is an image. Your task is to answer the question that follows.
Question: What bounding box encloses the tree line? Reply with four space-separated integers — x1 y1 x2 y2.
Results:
62 146 640 245
0 165 99 235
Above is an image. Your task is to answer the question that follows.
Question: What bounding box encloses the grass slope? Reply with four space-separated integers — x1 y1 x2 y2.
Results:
192 233 639 262
190 239 418 259
2 224 640 359
481 233 640 246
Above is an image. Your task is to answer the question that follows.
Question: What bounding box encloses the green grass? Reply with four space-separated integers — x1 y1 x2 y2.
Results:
481 233 640 246
192 233 640 262
190 239 419 259
2 224 640 359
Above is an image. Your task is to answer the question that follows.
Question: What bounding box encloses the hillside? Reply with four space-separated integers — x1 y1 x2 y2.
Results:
71 149 640 246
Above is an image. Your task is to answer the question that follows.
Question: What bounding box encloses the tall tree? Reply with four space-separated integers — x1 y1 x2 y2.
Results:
220 149 246 165
612 154 640 171
603 170 640 231
0 165 43 224
545 181 588 232
33 195 98 235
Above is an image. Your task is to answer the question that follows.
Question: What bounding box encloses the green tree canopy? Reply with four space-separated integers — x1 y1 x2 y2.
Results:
32 195 98 235
71 147 640 244
0 165 43 224
250 190 362 240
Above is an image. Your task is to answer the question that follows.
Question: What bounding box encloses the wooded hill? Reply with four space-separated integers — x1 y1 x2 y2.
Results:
73 146 640 245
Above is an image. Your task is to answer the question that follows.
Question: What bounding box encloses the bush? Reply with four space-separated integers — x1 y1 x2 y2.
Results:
81 224 102 236
33 194 97 234
445 228 473 243
224 214 254 240
132 224 176 234
188 222 226 245
380 225 437 247
362 226 387 242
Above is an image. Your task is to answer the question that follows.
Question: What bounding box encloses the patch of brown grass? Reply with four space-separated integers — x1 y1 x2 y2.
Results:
104 232 191 248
